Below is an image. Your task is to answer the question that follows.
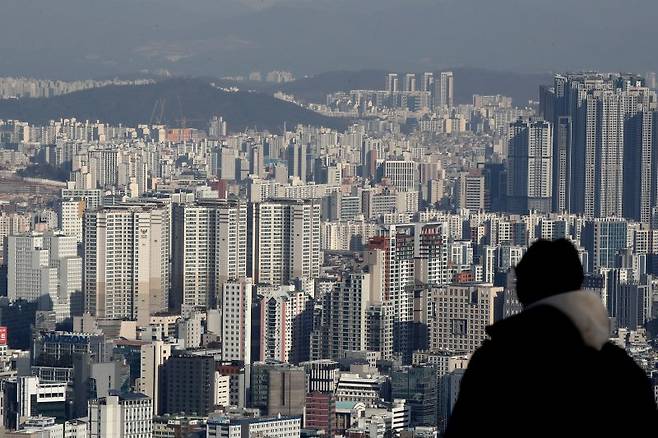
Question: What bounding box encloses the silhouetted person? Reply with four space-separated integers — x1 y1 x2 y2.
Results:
445 239 657 437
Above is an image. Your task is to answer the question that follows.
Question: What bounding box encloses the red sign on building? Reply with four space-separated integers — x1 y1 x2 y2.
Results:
0 326 7 345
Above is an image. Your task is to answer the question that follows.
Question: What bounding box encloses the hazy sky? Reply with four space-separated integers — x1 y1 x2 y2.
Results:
0 0 656 79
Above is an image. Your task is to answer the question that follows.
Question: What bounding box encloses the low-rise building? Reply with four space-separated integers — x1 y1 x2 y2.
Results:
206 413 301 438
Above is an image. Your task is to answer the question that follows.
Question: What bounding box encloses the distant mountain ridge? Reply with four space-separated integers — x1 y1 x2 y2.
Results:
0 69 553 134
267 68 553 105
0 79 349 133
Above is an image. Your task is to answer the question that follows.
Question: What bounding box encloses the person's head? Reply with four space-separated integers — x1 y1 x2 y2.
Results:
514 238 583 307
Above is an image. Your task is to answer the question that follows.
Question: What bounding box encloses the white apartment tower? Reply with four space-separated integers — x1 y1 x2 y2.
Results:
7 234 53 304
437 71 454 108
404 73 417 92
221 279 253 364
258 286 313 364
386 73 399 93
7 232 82 321
84 205 169 326
252 199 321 287
60 198 86 242
0 212 30 264
171 198 248 312
422 72 434 92
137 340 171 415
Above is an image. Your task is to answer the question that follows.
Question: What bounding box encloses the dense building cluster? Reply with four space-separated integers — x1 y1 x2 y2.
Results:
0 77 154 99
0 70 657 437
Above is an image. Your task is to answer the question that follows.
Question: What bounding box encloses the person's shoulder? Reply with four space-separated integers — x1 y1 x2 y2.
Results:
600 342 638 363
487 304 575 341
599 342 658 415
599 342 648 373
600 342 628 355
598 342 654 393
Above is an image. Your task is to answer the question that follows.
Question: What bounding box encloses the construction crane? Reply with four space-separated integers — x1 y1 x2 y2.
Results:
149 97 166 125
173 94 207 130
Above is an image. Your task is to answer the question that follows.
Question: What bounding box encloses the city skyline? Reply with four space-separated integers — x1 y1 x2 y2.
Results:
1 1 657 434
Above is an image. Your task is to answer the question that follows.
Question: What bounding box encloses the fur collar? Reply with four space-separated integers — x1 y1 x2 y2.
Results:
528 290 610 350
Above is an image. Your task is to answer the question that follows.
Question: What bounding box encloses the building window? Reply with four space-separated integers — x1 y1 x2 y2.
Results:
452 319 468 336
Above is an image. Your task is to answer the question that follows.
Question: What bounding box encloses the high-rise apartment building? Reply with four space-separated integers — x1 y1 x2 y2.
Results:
368 222 449 361
437 72 454 108
216 147 237 181
507 118 553 214
366 303 395 360
249 143 266 178
404 73 417 92
88 149 120 188
582 218 628 272
8 234 52 304
84 205 169 325
455 171 486 211
540 73 657 219
171 198 247 312
208 115 228 138
328 269 372 359
386 73 399 93
59 198 86 242
251 199 321 286
221 279 253 364
137 340 171 415
0 212 30 265
623 109 656 223
587 90 626 217
422 72 434 92
552 116 572 212
257 286 313 364
615 275 653 330
7 232 81 321
287 141 307 182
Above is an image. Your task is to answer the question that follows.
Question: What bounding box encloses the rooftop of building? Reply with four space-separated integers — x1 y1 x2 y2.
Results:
335 401 362 411
105 390 150 402
207 413 302 426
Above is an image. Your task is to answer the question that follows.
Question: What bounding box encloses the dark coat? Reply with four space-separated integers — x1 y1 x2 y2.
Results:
445 304 658 437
